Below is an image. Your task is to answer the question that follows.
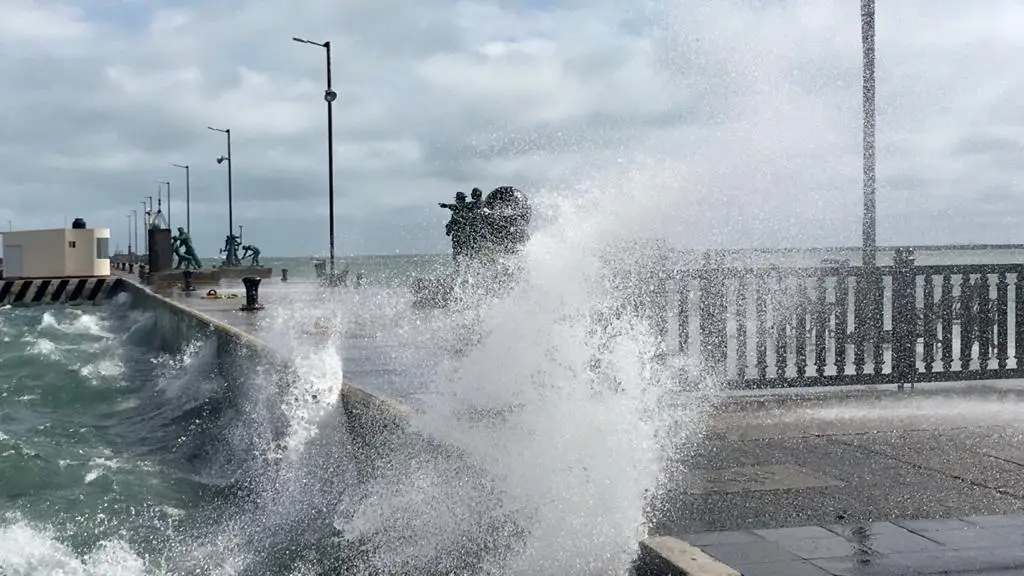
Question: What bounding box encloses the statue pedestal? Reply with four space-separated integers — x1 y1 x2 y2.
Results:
217 266 272 281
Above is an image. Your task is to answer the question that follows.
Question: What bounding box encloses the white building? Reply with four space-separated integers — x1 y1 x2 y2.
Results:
2 227 111 279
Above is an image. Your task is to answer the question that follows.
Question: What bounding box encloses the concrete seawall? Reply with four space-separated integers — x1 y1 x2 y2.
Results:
116 279 412 455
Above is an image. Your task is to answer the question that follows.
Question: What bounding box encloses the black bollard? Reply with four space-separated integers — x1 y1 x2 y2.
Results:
182 269 196 292
128 262 134 274
281 268 289 282
240 276 264 311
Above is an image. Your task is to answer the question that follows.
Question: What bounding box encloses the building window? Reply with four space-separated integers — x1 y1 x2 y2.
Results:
68 241 76 248
96 237 110 259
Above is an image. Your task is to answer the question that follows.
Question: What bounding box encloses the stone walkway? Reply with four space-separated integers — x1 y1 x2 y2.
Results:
677 514 1024 575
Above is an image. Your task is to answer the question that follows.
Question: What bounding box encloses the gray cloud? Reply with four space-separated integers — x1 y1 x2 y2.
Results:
2 0 1024 256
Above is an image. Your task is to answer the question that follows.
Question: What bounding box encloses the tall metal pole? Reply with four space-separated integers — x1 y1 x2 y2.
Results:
126 214 132 257
172 164 191 234
139 201 148 255
131 209 138 260
325 42 336 275
167 181 172 229
294 36 339 278
227 129 233 254
861 0 876 266
208 126 236 266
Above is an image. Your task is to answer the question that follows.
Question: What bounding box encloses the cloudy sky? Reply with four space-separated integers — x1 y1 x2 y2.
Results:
1 0 1022 257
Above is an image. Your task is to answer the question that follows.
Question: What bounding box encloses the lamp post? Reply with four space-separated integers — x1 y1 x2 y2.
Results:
861 0 876 267
208 126 238 266
131 209 138 262
158 181 171 229
126 214 132 258
293 36 339 277
141 199 151 256
172 164 191 234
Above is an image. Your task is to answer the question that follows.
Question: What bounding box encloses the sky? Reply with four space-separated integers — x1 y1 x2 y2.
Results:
1 0 1023 257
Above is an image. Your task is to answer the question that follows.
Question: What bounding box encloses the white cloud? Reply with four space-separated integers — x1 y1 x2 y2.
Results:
1 0 1023 255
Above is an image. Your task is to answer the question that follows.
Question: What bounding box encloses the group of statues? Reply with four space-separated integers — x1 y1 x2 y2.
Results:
170 229 261 271
438 186 531 269
219 233 261 267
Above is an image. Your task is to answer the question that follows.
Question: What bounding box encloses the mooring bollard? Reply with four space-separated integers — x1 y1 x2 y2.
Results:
182 269 196 292
128 262 134 273
138 264 146 279
281 268 289 282
240 276 264 311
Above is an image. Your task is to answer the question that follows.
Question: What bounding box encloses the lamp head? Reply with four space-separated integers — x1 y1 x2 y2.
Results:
216 156 228 165
324 89 338 103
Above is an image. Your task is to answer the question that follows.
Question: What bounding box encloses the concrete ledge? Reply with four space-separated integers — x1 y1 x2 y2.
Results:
636 537 740 576
116 277 415 442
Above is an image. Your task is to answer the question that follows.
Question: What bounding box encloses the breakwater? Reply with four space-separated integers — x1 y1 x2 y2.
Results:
0 277 125 306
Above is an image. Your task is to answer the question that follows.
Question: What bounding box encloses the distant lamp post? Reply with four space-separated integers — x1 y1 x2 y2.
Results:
208 125 239 266
172 163 191 233
126 214 133 257
131 209 138 260
293 35 339 277
157 181 171 229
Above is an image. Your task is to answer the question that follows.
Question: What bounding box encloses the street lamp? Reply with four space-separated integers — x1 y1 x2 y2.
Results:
293 36 339 277
208 125 238 267
140 200 149 255
131 209 138 261
126 214 132 258
861 0 876 267
172 164 191 234
158 181 171 229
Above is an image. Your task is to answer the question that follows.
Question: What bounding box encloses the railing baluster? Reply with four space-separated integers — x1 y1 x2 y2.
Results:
978 273 992 372
755 274 768 383
959 274 974 370
735 275 748 382
941 273 954 371
1016 273 1024 370
997 271 1009 370
835 275 849 376
814 275 827 377
795 278 808 379
677 274 689 357
853 275 867 376
873 276 886 376
922 274 936 373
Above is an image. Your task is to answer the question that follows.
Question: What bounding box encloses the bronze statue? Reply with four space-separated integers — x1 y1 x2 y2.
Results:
220 234 242 267
241 244 262 267
172 227 202 270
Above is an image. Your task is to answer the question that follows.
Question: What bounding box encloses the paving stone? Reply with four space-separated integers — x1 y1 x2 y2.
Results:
700 540 801 566
827 521 943 554
729 559 832 576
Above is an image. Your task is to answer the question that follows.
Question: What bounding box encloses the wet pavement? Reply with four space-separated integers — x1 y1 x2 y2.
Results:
679 515 1024 575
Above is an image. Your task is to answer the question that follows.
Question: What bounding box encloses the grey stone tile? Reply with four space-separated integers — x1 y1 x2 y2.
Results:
920 526 1018 549
882 549 986 573
894 517 975 533
754 525 838 542
681 530 764 546
730 560 832 576
965 514 1024 528
809 556 899 576
969 547 1024 569
827 521 943 554
700 540 801 566
777 536 871 560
